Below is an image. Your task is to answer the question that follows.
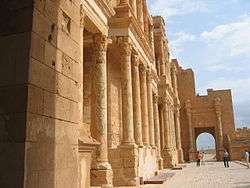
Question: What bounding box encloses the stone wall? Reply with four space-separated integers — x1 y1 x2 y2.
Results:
0 1 33 186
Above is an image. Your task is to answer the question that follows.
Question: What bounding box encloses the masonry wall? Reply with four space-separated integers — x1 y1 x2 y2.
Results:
0 0 83 187
177 68 196 160
0 1 33 186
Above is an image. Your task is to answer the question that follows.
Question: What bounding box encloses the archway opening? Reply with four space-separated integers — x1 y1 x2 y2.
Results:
196 133 216 161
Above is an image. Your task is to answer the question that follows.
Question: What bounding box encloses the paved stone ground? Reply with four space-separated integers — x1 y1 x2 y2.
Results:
145 161 250 188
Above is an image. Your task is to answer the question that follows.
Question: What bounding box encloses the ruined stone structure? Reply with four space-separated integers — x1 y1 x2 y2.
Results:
174 61 250 162
0 0 249 188
227 127 250 160
175 62 236 161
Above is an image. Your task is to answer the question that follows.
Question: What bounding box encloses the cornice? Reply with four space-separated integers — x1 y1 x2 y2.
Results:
96 0 116 18
109 7 155 64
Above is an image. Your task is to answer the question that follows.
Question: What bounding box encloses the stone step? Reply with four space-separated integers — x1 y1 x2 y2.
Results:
143 172 175 184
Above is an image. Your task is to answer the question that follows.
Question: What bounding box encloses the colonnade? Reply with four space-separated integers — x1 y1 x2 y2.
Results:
91 34 183 186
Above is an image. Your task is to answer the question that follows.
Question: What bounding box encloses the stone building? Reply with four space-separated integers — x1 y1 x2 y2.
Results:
0 0 248 188
0 0 183 188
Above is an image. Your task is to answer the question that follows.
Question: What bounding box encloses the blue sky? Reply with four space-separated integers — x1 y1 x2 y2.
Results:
148 0 250 130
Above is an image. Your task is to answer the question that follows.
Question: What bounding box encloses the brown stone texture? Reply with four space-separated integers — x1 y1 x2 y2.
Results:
1 0 247 188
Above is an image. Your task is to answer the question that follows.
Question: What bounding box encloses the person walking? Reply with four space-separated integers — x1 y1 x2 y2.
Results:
244 150 249 168
223 150 230 168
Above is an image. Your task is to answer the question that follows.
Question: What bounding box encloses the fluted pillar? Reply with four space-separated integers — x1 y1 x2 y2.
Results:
153 94 163 169
91 34 113 187
162 99 174 168
214 97 224 160
132 52 143 147
118 37 139 186
147 69 155 147
163 103 170 149
119 37 135 145
140 64 149 146
186 100 195 161
174 108 184 163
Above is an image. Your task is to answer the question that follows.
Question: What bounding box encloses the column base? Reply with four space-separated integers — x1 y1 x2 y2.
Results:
177 148 184 163
162 148 174 168
188 149 197 162
114 143 140 187
91 162 113 187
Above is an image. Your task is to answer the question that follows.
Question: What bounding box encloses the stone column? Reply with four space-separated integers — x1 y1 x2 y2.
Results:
140 64 149 146
162 99 174 168
137 0 144 30
174 107 184 163
119 37 135 145
153 94 163 169
185 100 195 161
147 68 155 147
118 37 139 186
214 97 224 160
132 52 143 147
91 34 113 187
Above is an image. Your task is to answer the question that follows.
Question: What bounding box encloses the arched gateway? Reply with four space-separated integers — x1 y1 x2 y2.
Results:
175 67 236 162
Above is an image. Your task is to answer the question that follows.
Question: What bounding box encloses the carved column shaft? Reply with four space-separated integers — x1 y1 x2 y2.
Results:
163 102 170 149
92 34 109 164
119 38 135 144
187 111 194 150
153 94 161 153
147 69 155 147
216 111 223 148
140 64 149 146
174 110 182 150
132 53 143 146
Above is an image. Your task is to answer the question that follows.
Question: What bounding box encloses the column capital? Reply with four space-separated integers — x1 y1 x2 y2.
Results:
131 51 140 67
146 67 153 81
118 36 132 57
139 63 147 75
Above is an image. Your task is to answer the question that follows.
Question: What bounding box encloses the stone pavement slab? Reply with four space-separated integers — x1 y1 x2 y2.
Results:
144 161 250 188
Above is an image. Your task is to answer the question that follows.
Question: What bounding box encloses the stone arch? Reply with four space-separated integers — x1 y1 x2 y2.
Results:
196 132 215 150
194 127 219 160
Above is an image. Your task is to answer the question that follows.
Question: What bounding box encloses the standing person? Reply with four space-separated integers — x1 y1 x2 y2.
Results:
223 150 230 168
244 150 249 168
196 151 202 167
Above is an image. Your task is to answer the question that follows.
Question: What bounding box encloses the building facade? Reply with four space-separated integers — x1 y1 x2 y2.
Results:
0 0 248 188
